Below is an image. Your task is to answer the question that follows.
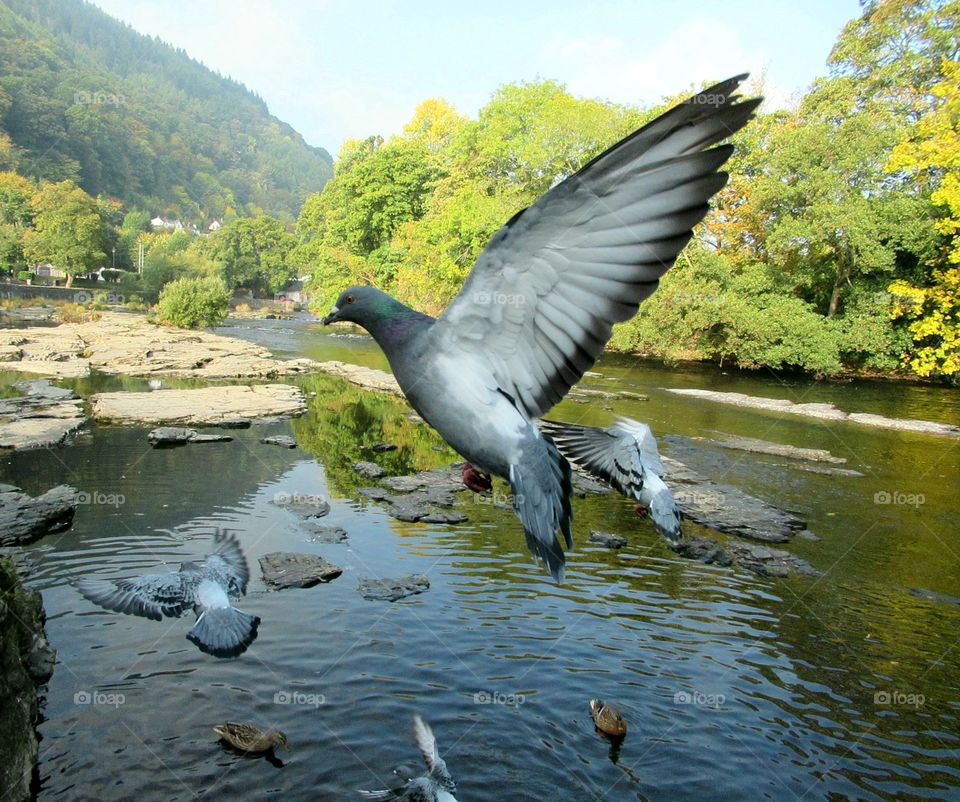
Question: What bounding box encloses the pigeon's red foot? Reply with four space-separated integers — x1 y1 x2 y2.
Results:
634 504 648 517
462 463 493 494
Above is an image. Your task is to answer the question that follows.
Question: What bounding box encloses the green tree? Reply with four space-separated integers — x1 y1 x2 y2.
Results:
0 171 34 268
208 215 295 294
22 179 106 286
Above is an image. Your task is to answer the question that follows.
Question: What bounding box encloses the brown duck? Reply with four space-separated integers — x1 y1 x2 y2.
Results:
214 722 290 754
590 699 627 737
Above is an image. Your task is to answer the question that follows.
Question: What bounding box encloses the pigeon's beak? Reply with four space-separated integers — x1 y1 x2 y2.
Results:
321 305 339 325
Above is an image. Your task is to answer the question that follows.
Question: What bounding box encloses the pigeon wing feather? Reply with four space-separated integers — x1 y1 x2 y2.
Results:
431 76 760 420
76 572 189 620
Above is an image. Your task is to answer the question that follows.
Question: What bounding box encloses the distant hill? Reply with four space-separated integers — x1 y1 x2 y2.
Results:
0 0 333 222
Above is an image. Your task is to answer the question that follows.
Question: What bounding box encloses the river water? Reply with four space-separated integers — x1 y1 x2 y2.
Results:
2 316 958 801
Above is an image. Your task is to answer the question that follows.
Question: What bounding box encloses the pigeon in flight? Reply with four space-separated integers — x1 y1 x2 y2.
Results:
323 75 759 580
540 417 681 543
358 714 458 802
76 531 259 658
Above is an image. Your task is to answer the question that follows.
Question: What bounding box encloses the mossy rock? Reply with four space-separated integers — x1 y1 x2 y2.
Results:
0 556 54 801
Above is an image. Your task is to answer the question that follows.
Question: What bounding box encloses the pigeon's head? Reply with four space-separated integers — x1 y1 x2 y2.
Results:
321 285 388 329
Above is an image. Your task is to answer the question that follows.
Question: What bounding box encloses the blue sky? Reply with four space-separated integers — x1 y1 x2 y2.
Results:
91 0 863 155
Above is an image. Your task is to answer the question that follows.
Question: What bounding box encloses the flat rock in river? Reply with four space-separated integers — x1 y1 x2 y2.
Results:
316 360 402 395
699 435 848 464
664 388 960 438
589 531 628 548
671 534 820 578
260 435 297 448
353 461 386 479
259 552 343 589
91 384 306 424
147 427 233 446
304 524 349 543
0 379 85 451
358 574 430 601
662 456 805 543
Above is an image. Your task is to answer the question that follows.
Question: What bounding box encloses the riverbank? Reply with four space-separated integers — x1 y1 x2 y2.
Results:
0 311 321 379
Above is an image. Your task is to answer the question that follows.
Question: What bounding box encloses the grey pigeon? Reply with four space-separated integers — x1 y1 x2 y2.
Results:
540 417 681 542
323 75 759 581
358 714 458 802
76 531 259 658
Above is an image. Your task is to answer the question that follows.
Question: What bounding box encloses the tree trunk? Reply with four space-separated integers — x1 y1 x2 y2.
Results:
65 273 73 288
827 261 850 319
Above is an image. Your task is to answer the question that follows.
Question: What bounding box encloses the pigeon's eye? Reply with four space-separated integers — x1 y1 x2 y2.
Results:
345 294 355 304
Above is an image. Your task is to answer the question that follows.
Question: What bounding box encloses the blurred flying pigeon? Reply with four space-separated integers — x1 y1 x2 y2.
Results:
76 531 259 658
540 417 681 543
323 76 759 580
358 714 458 802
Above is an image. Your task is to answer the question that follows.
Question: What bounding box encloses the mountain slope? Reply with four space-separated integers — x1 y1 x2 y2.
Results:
0 0 332 222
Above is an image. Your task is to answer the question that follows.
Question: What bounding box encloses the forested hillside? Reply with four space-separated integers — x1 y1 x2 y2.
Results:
0 0 332 223
292 0 958 380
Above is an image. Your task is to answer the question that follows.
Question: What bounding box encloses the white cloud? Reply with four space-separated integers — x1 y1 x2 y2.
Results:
541 19 795 110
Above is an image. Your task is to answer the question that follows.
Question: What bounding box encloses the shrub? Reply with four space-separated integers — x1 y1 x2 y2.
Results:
16 270 31 282
156 276 230 329
54 302 100 323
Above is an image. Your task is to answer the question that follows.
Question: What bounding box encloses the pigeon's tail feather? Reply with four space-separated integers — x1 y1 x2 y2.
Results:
186 606 259 658
644 473 682 544
509 433 573 583
542 417 682 544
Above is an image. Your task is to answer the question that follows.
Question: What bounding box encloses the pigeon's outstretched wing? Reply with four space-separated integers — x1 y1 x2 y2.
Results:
431 76 760 420
413 715 454 789
541 417 681 542
76 573 190 621
358 717 456 801
202 531 250 595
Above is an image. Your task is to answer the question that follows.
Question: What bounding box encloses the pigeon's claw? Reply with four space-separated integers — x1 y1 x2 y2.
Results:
461 462 492 494
634 504 648 517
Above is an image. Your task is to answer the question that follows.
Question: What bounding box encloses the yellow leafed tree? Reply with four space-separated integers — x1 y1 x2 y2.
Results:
887 59 960 377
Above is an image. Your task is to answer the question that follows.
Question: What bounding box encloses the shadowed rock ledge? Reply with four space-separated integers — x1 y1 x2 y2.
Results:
0 556 56 801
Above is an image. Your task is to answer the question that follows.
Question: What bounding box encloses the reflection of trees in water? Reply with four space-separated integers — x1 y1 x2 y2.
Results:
290 374 456 499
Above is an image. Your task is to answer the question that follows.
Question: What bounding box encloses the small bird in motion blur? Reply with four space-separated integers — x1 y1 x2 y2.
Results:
76 531 259 658
214 722 289 754
323 75 759 581
359 714 459 801
540 417 681 543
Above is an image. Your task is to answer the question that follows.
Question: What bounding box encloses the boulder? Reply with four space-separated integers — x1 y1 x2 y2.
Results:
0 485 77 547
